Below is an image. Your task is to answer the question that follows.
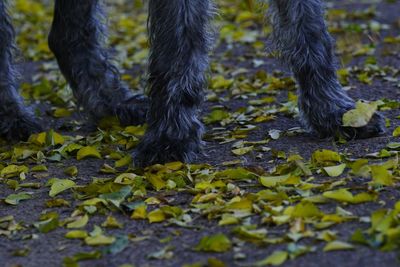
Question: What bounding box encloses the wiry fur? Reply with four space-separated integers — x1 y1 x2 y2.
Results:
48 0 148 126
268 0 385 139
0 0 386 166
0 0 42 140
134 0 213 166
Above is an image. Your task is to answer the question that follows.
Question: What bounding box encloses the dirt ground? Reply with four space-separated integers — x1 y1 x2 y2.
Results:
1 0 400 266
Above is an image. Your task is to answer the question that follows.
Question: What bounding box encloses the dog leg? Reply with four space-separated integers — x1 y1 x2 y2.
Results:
48 0 148 126
269 0 385 139
0 0 42 140
135 0 213 166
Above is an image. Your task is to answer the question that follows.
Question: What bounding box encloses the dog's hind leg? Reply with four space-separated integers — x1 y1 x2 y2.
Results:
48 0 148 126
269 0 385 139
0 0 42 140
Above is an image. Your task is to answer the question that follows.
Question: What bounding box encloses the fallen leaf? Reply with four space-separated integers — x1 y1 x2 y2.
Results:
49 179 76 197
195 233 232 252
77 146 102 160
342 101 377 127
323 240 355 251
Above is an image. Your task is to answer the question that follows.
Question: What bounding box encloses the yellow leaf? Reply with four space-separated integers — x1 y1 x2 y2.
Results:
342 101 377 127
148 209 166 223
0 165 29 178
52 132 65 145
164 161 184 170
53 108 73 118
65 230 88 239
64 166 78 177
371 209 393 233
259 174 290 187
67 214 89 229
370 165 393 186
323 240 354 251
232 146 254 156
323 163 347 177
219 214 240 226
102 215 123 228
225 198 253 213
146 174 166 191
5 193 32 205
76 146 102 160
255 250 288 266
393 126 400 137
210 75 234 90
352 192 376 203
289 202 322 218
115 155 132 168
85 235 116 246
323 189 375 204
49 179 76 197
131 205 147 220
323 189 354 203
312 149 341 166
195 233 232 252
204 109 230 124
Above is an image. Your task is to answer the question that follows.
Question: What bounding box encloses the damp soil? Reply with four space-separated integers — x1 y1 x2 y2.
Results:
1 0 400 266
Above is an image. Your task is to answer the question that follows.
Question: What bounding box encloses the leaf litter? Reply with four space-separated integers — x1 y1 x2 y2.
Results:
0 0 400 266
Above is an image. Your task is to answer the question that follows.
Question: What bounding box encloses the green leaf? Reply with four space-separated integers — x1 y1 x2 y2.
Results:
370 165 393 186
210 75 234 90
254 250 288 266
53 107 73 118
146 174 166 191
289 202 322 218
323 241 354 251
323 163 346 177
49 179 76 197
0 165 29 178
65 230 89 239
204 109 230 124
67 214 89 229
393 126 400 137
64 166 78 177
312 150 341 166
259 174 290 187
63 251 102 265
115 155 132 168
102 215 123 229
232 146 254 156
77 146 102 160
85 235 116 246
4 192 32 205
99 186 132 208
34 212 59 233
104 235 129 255
148 209 166 223
195 233 232 252
342 101 377 127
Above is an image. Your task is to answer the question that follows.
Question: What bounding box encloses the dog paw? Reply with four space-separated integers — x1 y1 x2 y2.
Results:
133 133 202 167
0 112 43 141
340 112 386 140
115 94 149 126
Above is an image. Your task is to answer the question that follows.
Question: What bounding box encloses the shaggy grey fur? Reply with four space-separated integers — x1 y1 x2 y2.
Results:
0 0 42 140
268 0 385 139
0 0 385 166
134 0 213 166
48 0 148 126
